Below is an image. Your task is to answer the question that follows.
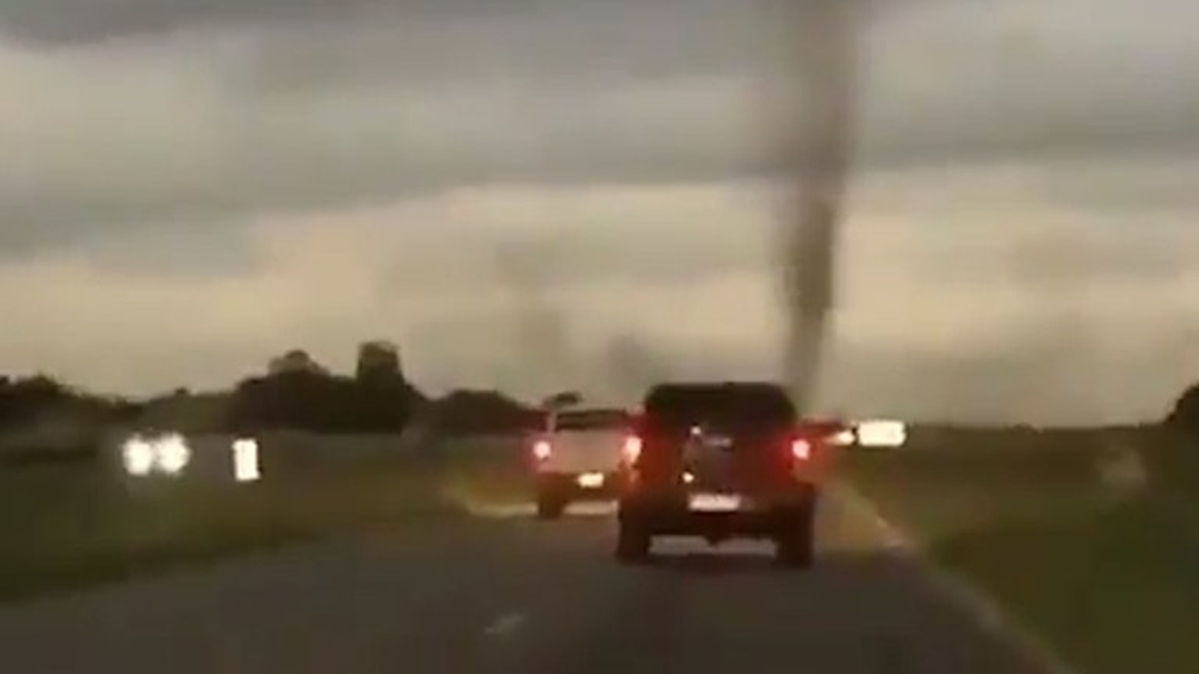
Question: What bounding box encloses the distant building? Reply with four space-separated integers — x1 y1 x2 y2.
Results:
268 349 325 376
356 340 401 381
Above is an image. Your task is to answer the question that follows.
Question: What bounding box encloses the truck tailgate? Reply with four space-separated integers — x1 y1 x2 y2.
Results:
541 430 624 473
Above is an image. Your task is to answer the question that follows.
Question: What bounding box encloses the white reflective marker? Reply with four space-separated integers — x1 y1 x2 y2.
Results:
484 613 526 638
855 420 907 448
232 438 261 482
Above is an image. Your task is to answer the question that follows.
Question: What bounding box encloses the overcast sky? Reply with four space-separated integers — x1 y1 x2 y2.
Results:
2 0 1198 423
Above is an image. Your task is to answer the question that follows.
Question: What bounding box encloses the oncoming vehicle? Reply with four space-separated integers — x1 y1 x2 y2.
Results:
529 407 636 519
615 382 830 567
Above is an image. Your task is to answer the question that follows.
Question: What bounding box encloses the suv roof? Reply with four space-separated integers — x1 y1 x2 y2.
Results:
643 380 793 404
641 381 797 428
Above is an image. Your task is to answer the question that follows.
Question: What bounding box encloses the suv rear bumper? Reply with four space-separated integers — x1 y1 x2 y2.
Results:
618 484 817 537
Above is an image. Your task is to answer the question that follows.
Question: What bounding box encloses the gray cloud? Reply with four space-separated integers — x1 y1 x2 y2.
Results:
0 0 393 44
923 225 1197 289
78 226 260 278
4 0 1199 423
0 0 759 48
378 219 771 297
3 0 1199 260
403 311 1198 424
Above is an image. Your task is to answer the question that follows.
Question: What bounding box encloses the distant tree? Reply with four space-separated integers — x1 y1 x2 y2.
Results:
428 390 540 435
229 370 326 431
0 374 72 428
268 349 326 376
0 375 142 461
110 399 146 423
541 391 582 409
0 341 442 436
356 340 401 382
1167 383 1199 433
227 365 426 434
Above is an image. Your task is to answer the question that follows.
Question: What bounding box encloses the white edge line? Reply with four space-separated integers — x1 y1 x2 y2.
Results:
484 612 527 638
831 481 1082 674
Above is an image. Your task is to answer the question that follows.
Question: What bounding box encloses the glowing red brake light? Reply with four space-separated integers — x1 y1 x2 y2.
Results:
790 438 811 461
532 439 552 461
621 435 642 463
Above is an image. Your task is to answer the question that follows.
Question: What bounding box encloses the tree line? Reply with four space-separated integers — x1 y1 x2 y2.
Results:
0 370 539 440
226 369 426 433
1167 383 1199 435
6 368 1199 440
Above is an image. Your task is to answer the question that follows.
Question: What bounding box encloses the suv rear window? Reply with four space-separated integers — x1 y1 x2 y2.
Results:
552 409 629 431
642 383 796 431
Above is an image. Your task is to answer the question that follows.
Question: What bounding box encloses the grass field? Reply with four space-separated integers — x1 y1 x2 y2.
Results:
841 426 1199 674
0 433 531 603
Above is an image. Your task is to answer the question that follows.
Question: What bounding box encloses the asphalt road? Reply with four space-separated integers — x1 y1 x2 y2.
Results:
0 493 1050 674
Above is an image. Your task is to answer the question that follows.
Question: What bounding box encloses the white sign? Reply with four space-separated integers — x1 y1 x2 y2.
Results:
232 438 261 483
855 420 907 448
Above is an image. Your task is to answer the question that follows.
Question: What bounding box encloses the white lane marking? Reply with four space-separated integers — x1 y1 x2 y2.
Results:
830 481 1080 674
462 501 617 519
465 503 536 519
483 612 526 638
652 537 772 556
568 502 618 517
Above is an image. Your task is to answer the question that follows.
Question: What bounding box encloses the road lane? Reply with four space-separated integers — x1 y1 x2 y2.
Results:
476 494 1052 674
0 491 1051 673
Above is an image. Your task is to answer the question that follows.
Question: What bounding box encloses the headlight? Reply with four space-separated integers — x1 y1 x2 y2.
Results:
121 437 156 476
121 432 191 476
154 433 192 474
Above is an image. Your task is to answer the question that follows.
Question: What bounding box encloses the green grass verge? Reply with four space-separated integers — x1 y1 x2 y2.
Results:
935 495 1199 674
434 433 533 505
0 438 530 603
842 433 1199 674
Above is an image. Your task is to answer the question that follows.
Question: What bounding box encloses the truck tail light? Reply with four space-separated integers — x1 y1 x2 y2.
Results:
621 435 642 463
790 438 812 461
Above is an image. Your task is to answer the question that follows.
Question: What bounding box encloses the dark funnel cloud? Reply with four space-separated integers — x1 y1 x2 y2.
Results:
776 0 862 413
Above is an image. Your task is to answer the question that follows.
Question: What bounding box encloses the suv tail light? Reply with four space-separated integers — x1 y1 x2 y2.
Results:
621 434 642 463
532 439 552 461
790 437 812 461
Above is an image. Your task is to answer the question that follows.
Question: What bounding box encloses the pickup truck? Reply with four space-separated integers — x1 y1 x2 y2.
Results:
529 407 636 519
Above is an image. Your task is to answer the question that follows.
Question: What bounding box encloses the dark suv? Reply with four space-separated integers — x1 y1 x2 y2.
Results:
615 382 819 567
